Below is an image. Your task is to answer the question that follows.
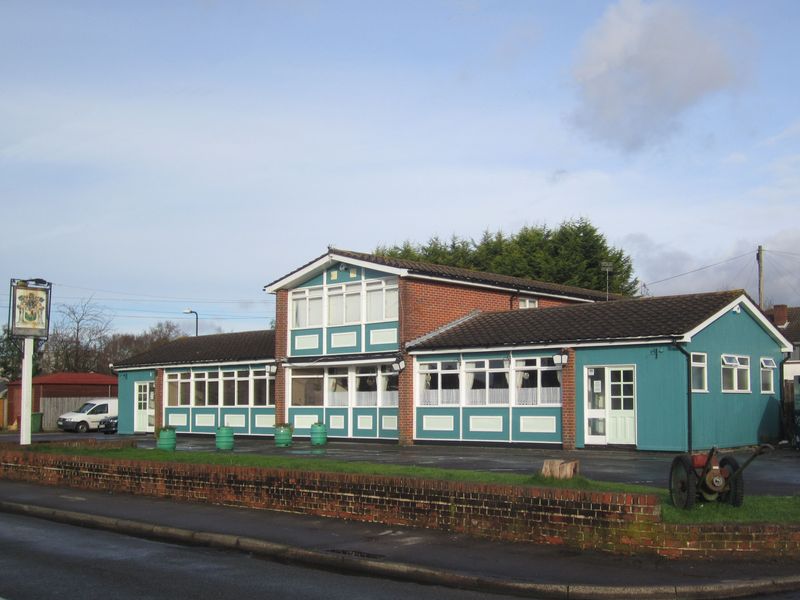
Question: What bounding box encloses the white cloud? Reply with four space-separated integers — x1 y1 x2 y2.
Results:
571 0 740 152
759 120 800 147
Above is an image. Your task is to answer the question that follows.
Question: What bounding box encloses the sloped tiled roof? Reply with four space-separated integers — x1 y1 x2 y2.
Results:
764 306 800 344
114 330 275 369
265 248 617 302
409 290 745 350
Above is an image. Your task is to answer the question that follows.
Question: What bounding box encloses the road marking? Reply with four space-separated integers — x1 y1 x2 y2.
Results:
58 495 87 502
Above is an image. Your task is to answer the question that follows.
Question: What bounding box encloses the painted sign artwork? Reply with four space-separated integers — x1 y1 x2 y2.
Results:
10 284 49 337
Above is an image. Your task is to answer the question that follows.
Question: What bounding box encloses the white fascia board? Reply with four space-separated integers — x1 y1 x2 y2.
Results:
285 356 396 367
408 337 674 355
679 295 793 352
408 274 596 303
115 359 276 372
264 253 407 293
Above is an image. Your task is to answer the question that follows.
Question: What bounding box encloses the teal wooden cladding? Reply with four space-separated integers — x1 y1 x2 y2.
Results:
378 409 399 438
462 408 508 441
117 369 155 435
164 407 191 432
250 408 277 434
417 407 461 439
327 325 361 354
512 407 562 443
297 273 324 288
352 408 379 437
291 328 323 355
365 322 399 351
219 408 250 433
191 408 219 432
325 408 349 436
326 265 361 284
416 406 562 442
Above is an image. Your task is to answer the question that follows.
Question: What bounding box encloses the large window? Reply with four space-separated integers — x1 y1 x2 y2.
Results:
722 355 750 392
291 369 324 406
328 283 361 326
691 353 707 392
514 358 561 406
166 367 274 407
760 358 776 394
465 360 509 405
380 365 399 407
291 288 323 328
366 278 399 322
419 361 460 406
327 367 349 407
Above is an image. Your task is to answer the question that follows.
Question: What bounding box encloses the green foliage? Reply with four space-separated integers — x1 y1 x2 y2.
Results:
376 218 638 296
660 492 800 524
0 326 42 381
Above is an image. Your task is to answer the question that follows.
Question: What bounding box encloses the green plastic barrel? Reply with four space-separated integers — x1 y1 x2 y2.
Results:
157 428 177 451
310 422 327 446
216 426 234 451
274 425 293 447
30 412 43 433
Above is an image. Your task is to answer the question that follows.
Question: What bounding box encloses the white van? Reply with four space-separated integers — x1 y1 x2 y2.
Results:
57 399 119 433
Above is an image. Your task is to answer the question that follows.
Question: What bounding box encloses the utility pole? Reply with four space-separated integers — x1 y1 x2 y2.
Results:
756 245 764 310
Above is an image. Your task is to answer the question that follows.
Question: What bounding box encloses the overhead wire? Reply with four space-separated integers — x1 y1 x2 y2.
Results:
645 251 752 286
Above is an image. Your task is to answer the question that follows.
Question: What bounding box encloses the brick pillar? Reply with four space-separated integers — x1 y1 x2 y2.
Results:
273 289 288 425
561 348 577 450
154 369 164 433
398 352 414 446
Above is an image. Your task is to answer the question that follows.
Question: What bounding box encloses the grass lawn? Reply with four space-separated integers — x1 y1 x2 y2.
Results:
23 444 800 525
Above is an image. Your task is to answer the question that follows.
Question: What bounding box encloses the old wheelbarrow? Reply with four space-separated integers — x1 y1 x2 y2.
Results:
668 444 772 509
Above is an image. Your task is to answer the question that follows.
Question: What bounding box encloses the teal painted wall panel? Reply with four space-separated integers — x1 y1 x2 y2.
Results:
326 264 361 284
297 273 324 288
219 408 250 434
378 408 399 438
250 408 276 434
291 328 323 355
511 407 562 443
462 408 509 441
688 306 784 448
326 325 361 354
352 408 378 437
117 369 155 435
365 322 399 352
289 408 324 434
164 407 191 432
325 408 349 436
191 408 218 433
575 345 685 451
416 407 460 439
364 268 395 280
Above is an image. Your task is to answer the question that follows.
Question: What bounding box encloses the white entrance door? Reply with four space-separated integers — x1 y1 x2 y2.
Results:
584 366 636 446
135 382 155 433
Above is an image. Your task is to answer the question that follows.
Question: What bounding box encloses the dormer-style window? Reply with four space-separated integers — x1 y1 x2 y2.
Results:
328 283 361 326
291 288 323 328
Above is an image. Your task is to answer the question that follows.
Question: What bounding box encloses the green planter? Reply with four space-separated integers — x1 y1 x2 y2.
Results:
156 428 177 451
216 426 234 451
310 422 327 446
274 424 293 447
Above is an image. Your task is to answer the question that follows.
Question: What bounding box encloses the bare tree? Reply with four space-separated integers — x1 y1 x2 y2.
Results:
43 298 112 373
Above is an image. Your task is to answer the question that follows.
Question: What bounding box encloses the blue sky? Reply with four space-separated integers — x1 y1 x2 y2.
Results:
2 0 799 335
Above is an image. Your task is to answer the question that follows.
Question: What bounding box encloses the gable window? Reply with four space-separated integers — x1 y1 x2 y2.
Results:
291 288 322 329
760 358 776 394
519 297 538 310
366 278 399 322
721 354 750 393
690 353 707 392
328 283 361 326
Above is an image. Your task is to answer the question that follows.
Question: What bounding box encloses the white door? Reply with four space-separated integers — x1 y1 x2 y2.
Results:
584 366 636 446
135 382 156 433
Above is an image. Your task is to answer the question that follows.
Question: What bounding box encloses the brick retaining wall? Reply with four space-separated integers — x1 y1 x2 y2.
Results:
0 447 797 560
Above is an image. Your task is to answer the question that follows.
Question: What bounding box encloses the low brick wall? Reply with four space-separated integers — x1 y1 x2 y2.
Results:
0 446 797 560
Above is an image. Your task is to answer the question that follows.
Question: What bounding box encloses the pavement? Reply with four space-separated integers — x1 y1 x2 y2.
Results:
0 433 798 599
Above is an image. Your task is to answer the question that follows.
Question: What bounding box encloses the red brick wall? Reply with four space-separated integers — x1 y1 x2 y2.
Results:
274 289 288 424
561 348 576 450
1 448 797 561
154 369 164 432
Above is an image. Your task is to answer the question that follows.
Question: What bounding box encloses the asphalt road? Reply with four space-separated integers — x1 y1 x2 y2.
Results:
0 512 523 600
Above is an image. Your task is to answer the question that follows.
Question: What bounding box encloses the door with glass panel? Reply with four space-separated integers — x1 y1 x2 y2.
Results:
135 381 155 433
584 366 636 445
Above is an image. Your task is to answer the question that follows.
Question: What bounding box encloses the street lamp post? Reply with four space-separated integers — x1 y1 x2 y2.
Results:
183 308 198 336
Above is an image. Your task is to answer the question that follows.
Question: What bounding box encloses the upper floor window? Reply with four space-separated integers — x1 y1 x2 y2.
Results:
721 354 750 393
519 297 538 309
328 283 361 326
691 353 707 392
366 278 399 322
292 288 322 328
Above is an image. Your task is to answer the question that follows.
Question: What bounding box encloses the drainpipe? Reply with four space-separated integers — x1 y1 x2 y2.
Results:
673 342 693 454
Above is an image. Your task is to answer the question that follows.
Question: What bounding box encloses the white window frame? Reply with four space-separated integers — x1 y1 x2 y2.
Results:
418 361 460 406
760 357 776 394
513 357 562 406
519 297 538 310
690 352 708 393
327 283 362 326
464 359 510 406
291 287 323 330
365 277 399 323
721 354 750 393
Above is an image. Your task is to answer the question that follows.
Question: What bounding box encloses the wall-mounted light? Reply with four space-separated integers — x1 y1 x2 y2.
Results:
392 359 406 372
267 364 278 375
552 350 569 365
732 305 741 314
